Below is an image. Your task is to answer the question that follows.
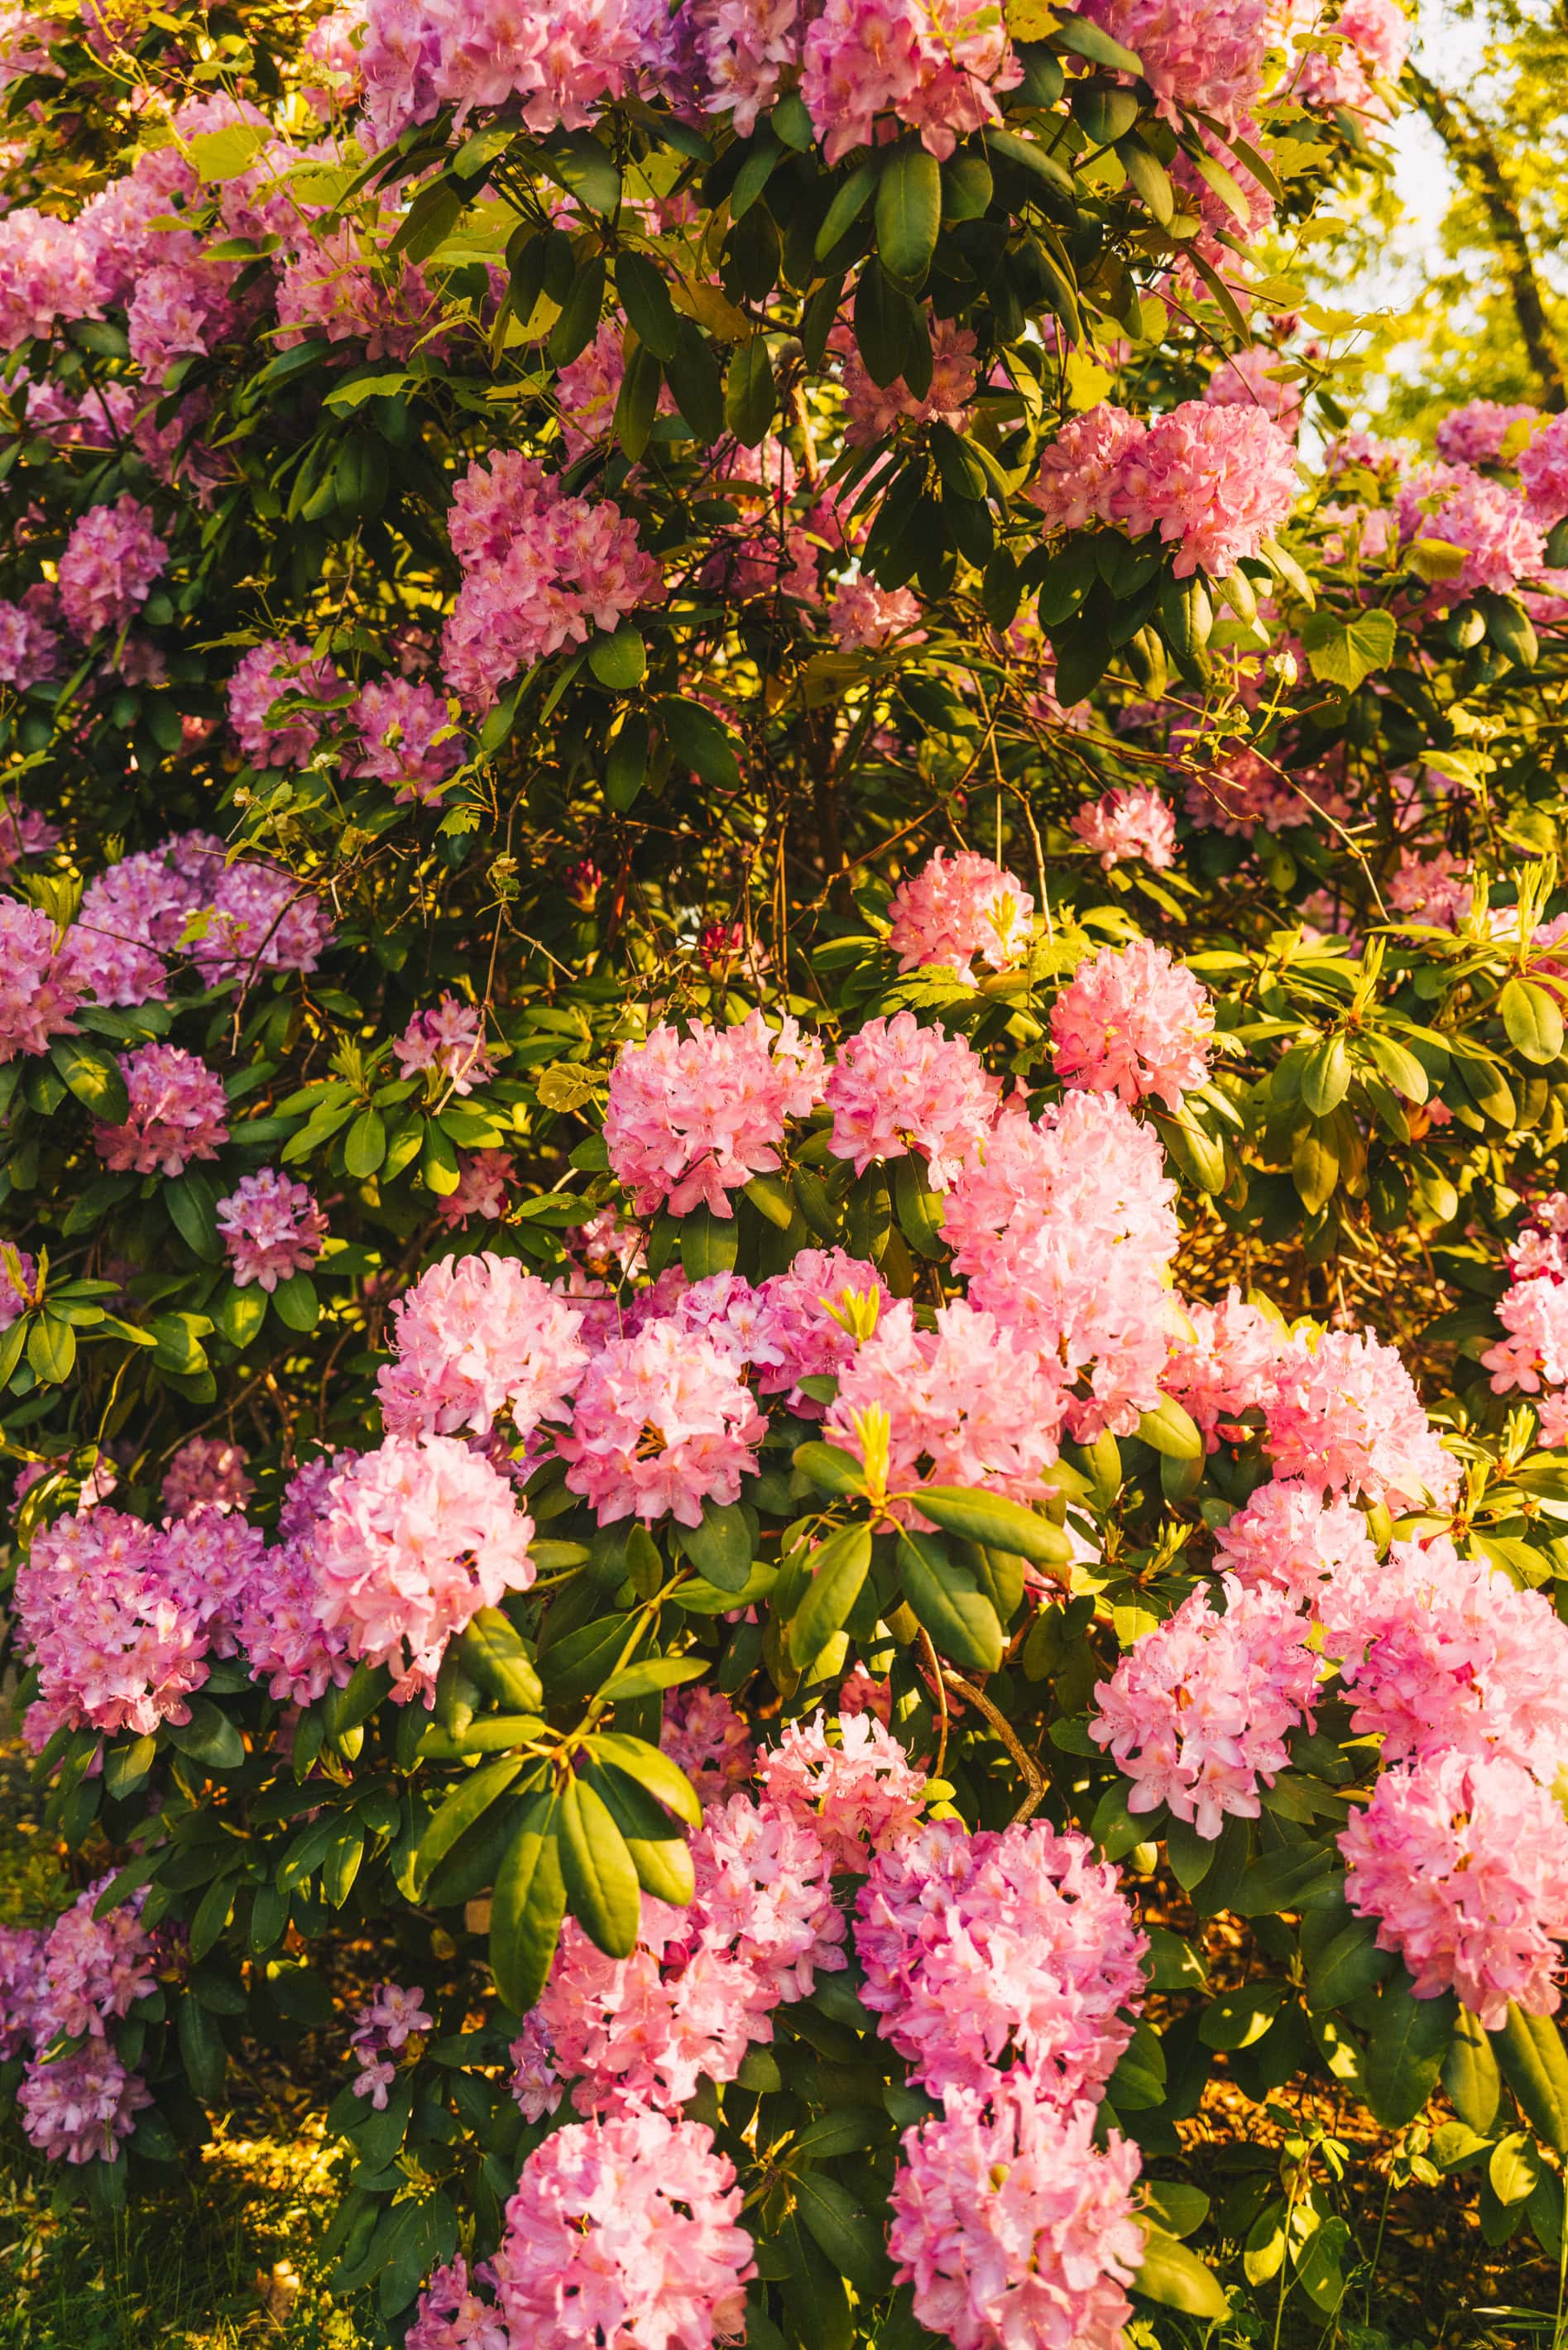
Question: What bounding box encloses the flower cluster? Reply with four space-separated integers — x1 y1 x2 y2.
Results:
440 453 664 712
378 1253 589 1441
0 896 83 1062
1091 1578 1321 1836
885 848 1034 982
349 1980 434 2108
55 496 167 639
1049 937 1215 1110
1030 400 1298 578
312 1436 538 1700
1069 787 1177 870
92 1043 229 1176
216 1169 329 1290
605 1011 825 1217
0 1884 158 2165
554 1318 767 1527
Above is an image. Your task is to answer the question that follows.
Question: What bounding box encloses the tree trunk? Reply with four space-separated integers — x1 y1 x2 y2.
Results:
1409 65 1567 411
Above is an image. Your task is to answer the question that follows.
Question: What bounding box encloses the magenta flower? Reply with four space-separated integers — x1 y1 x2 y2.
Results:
93 1043 229 1177
217 1169 328 1292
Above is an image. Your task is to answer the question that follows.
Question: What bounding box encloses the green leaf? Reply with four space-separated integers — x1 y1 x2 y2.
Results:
1301 1034 1352 1116
50 1038 128 1124
1143 2183 1211 2239
793 2173 890 2298
459 1609 544 1711
1493 2004 1568 2156
1444 2006 1502 2135
815 157 881 261
343 1106 386 1177
1499 976 1565 1067
588 624 647 690
724 336 776 448
490 1796 566 2013
788 1523 873 1667
542 127 621 215
897 1529 1005 1673
1134 2228 1230 2318
614 252 679 360
411 1758 526 1900
1135 1397 1204 1460
658 696 741 789
559 1775 640 1958
679 1201 741 1281
1115 132 1173 225
213 1282 268 1349
1364 1976 1455 2128
1488 2131 1542 2206
679 1499 755 1592
911 1485 1072 1569
792 1440 866 1497
165 1698 245 1773
26 1314 75 1384
875 141 942 288
584 1731 702 1828
163 1171 223 1261
1300 606 1398 692
583 1761 695 1908
271 1273 319 1332
178 1992 228 2101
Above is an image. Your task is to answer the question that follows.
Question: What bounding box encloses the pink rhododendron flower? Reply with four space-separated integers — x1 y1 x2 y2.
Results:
0 588 62 686
394 995 495 1095
1050 937 1215 1110
359 0 671 146
1110 402 1299 578
798 0 1020 165
14 1508 210 1744
1294 0 1409 111
826 1011 999 1188
1340 1749 1568 2028
758 1709 928 1866
1206 343 1303 433
522 1794 842 2116
441 452 664 711
55 495 166 638
0 1245 36 1328
93 1043 229 1176
1520 411 1568 528
555 1317 766 1527
487 2108 755 2350
1079 0 1269 127
161 1435 253 1520
661 1685 755 1803
1069 786 1177 870
1395 461 1544 598
826 1295 1068 1509
827 573 924 650
406 2260 509 2350
235 1536 352 1704
1265 1326 1458 1508
1212 1477 1378 1606
62 830 226 1006
1318 1534 1568 1780
1163 1287 1293 1448
839 313 981 442
228 637 346 768
352 674 462 800
18 2041 151 2165
435 1149 516 1227
1092 1577 1321 1837
275 224 441 361
1436 399 1537 468
0 895 83 1061
942 1093 1178 1440
312 1436 537 1700
605 1011 824 1218
889 2089 1144 2350
1482 1270 1568 1394
886 848 1033 983
1028 404 1143 533
378 1252 589 1441
855 1815 1146 2104
216 1169 328 1291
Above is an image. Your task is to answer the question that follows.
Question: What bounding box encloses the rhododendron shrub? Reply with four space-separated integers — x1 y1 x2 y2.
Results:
2 0 1568 2335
